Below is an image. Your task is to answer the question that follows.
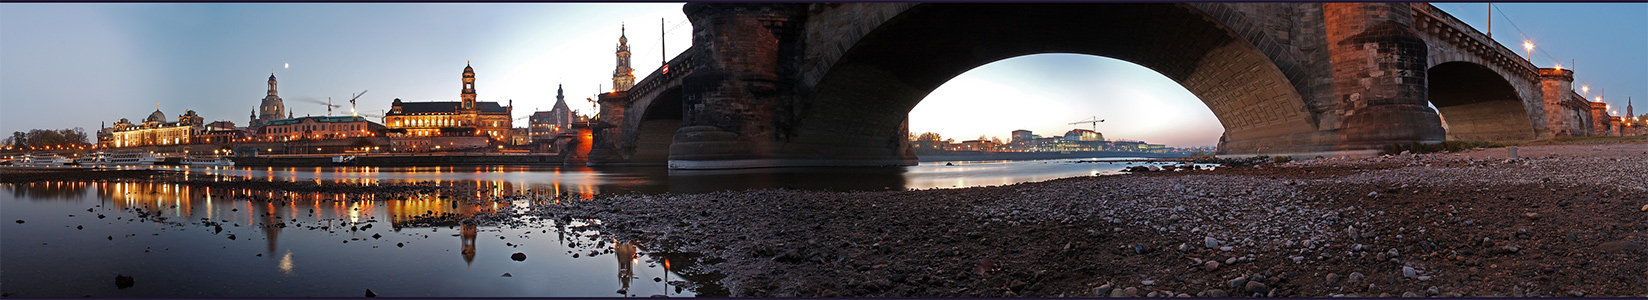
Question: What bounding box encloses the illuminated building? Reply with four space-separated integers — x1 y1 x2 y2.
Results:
106 109 205 148
255 116 384 142
529 84 576 141
612 25 635 92
193 121 249 144
251 74 287 128
383 63 514 141
1062 129 1105 142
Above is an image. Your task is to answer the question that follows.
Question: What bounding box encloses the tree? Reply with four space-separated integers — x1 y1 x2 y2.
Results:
911 132 946 149
7 131 23 147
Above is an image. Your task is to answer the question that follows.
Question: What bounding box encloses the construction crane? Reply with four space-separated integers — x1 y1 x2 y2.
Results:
1069 116 1105 132
346 90 367 116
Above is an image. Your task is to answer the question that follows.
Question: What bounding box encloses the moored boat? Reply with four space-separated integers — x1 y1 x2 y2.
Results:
181 156 235 167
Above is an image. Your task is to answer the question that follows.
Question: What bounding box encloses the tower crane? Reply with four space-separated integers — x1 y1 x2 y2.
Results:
346 90 367 116
1069 116 1105 132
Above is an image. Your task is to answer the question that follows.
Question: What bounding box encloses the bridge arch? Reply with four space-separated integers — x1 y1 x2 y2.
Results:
788 3 1320 159
618 85 684 165
1425 61 1537 141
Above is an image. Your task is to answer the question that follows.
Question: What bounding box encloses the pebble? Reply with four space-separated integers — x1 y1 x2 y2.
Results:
1146 291 1160 297
1228 277 1247 289
501 273 512 277
1110 286 1125 297
1205 237 1220 248
1402 266 1417 278
1141 280 1155 286
1204 261 1220 271
1568 290 1584 297
1219 246 1233 252
365 289 377 297
510 252 527 261
1122 287 1139 297
1347 225 1360 240
1244 281 1268 294
1225 257 1237 265
1325 273 1342 285
1401 291 1419 298
13 220 21 224
1093 284 1113 297
1202 289 1228 297
1347 272 1364 283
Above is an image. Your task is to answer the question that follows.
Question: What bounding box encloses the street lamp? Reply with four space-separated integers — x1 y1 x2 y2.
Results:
1522 41 1534 62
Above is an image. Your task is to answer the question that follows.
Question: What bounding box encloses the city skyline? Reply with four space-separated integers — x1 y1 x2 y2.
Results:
2 3 1643 149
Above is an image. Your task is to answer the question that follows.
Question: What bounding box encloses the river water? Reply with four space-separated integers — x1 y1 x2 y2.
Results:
0 157 1195 297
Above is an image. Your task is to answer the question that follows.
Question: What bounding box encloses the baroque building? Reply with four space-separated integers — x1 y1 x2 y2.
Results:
252 74 287 128
612 25 635 92
106 108 206 148
255 116 384 142
383 63 514 140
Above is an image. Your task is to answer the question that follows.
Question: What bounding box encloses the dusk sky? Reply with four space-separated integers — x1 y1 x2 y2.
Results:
2 3 1643 148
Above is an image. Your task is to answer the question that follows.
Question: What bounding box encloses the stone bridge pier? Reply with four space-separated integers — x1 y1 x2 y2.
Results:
588 3 1610 169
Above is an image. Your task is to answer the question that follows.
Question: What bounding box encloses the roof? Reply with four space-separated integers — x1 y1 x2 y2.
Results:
391 101 509 114
265 115 370 126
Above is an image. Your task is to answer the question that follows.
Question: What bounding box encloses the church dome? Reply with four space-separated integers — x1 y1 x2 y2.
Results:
146 110 167 123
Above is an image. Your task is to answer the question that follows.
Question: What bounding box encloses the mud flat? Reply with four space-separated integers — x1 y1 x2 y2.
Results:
517 143 1648 297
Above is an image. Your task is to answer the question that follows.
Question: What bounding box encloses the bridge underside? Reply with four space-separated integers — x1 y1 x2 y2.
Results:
661 3 1341 169
1428 62 1536 141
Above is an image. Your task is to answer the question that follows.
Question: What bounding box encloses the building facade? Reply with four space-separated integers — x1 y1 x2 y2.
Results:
107 109 206 148
529 84 577 141
256 116 384 142
252 74 287 128
383 63 514 141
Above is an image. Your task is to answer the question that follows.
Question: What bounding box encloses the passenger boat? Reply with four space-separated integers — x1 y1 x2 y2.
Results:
20 153 71 167
181 156 235 167
106 150 160 165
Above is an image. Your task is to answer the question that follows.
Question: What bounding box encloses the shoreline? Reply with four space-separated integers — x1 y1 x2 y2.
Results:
3 143 1644 297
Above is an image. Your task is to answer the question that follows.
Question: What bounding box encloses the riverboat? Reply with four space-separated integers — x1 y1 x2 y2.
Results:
181 156 235 167
20 153 71 167
106 150 160 165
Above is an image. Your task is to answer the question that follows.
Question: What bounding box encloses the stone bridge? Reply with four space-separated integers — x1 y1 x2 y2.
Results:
590 3 1616 169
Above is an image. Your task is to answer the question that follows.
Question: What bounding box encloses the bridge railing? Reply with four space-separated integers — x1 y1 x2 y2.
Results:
625 48 701 100
1410 3 1539 78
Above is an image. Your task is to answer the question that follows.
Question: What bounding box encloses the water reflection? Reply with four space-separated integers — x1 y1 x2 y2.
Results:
615 240 638 295
0 182 711 297
127 157 1173 196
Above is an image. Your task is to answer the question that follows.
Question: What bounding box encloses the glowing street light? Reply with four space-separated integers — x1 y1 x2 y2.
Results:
1522 41 1534 62
1582 85 1590 95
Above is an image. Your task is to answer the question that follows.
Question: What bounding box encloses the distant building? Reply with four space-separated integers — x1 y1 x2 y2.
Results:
255 115 383 142
611 25 635 92
251 74 287 128
1063 129 1104 142
194 121 249 144
1011 129 1033 144
383 63 514 141
107 109 205 148
529 84 576 141
958 139 1000 152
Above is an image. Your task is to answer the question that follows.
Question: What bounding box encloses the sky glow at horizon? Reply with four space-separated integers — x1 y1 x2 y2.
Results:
1 3 1642 148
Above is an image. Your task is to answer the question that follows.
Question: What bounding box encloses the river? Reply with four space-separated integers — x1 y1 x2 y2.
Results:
0 157 1200 297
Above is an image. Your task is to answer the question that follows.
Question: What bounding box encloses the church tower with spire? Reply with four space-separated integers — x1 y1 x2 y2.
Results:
612 24 635 92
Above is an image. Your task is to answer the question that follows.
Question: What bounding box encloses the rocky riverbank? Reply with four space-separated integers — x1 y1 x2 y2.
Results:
508 143 1647 297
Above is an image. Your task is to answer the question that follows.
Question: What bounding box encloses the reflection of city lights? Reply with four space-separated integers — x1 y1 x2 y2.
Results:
279 251 295 274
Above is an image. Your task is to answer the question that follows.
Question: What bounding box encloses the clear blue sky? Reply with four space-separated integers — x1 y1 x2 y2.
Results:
3 3 1643 148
